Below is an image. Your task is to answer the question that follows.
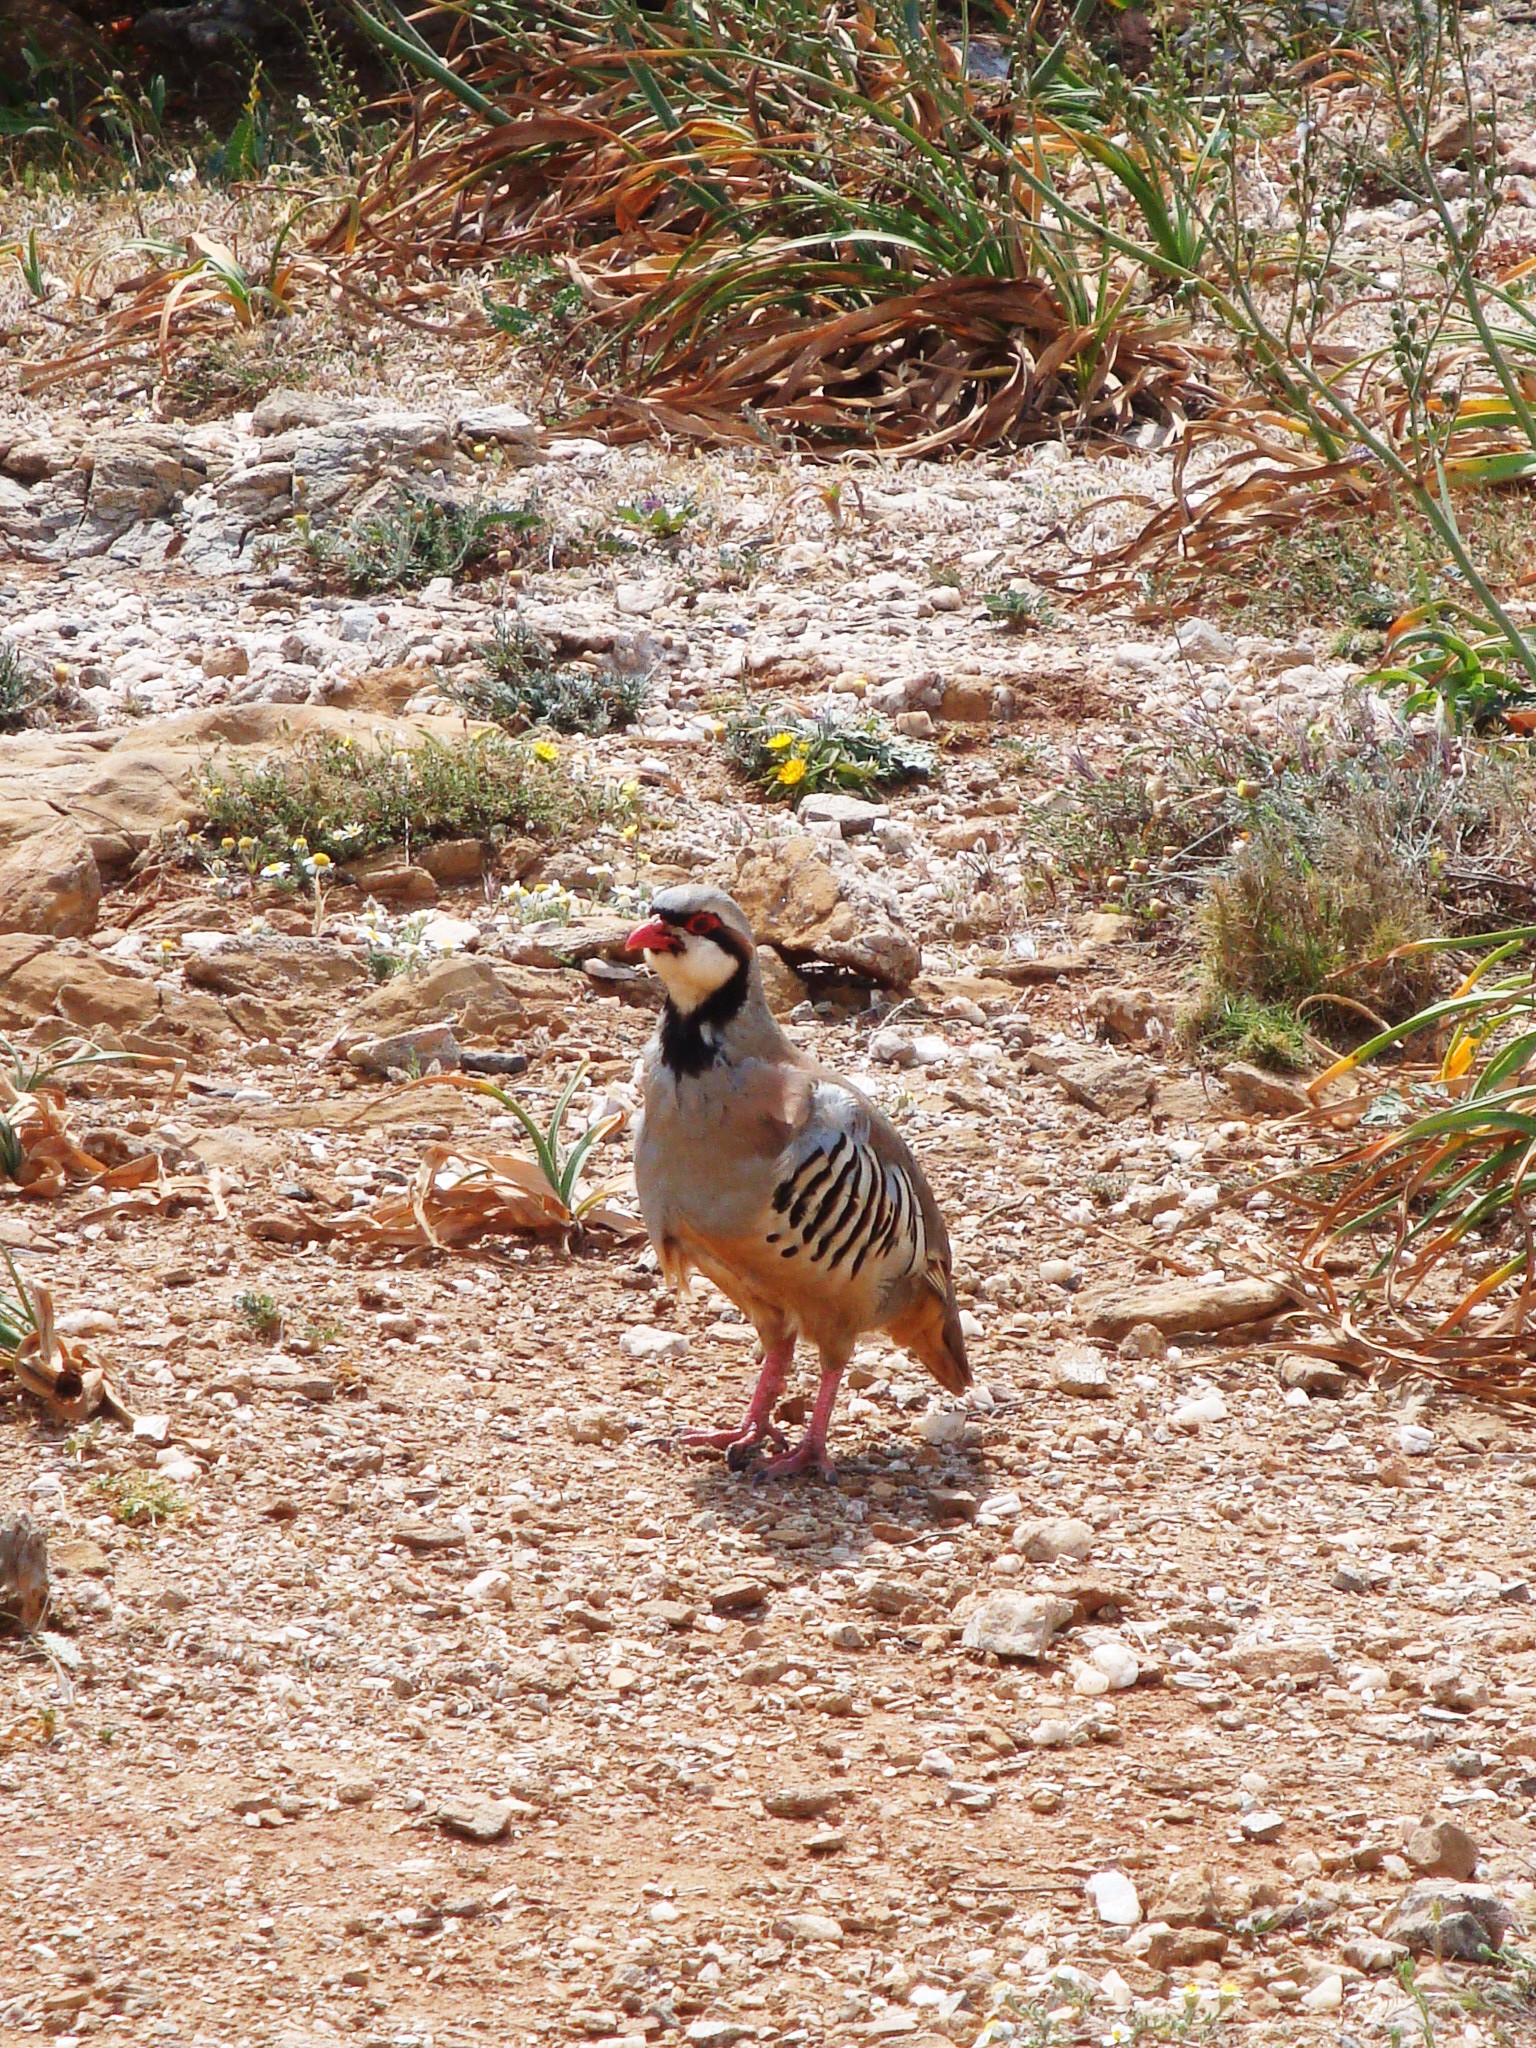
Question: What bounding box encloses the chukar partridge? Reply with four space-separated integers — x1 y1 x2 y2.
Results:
625 885 969 1479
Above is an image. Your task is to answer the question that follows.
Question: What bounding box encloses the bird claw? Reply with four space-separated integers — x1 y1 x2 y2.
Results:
752 1438 837 1484
677 1419 788 1459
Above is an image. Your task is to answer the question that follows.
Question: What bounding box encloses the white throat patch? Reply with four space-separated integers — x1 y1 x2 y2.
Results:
649 934 740 1014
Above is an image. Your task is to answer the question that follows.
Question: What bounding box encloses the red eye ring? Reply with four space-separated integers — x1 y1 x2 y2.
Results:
685 913 721 937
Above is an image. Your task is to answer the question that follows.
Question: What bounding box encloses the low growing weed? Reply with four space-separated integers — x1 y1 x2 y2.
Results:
198 730 593 870
89 1471 189 1529
459 618 648 736
299 491 544 593
727 704 934 804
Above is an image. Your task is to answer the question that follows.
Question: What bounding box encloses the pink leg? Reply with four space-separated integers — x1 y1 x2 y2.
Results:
678 1339 794 1457
757 1361 844 1482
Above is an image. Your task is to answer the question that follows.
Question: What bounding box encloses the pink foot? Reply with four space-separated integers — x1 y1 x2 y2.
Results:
754 1435 837 1483
678 1417 788 1456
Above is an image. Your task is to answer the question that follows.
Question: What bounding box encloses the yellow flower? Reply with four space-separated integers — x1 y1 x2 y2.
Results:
532 740 559 763
207 784 224 798
766 731 797 751
291 836 309 854
237 836 256 852
221 836 236 852
310 852 333 871
776 757 808 787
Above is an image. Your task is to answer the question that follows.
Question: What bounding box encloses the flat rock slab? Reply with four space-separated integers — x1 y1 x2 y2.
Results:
437 1797 513 1845
762 1787 841 1820
1082 1274 1290 1341
1026 1048 1152 1120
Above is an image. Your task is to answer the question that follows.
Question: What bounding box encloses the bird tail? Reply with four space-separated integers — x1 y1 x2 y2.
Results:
888 1274 970 1395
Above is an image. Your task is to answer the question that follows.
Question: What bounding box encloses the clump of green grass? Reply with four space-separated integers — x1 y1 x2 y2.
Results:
1185 992 1311 1072
984 586 1056 632
90 1471 188 1528
459 618 648 736
236 1290 282 1338
198 730 593 870
0 643 51 732
726 704 934 804
299 490 544 593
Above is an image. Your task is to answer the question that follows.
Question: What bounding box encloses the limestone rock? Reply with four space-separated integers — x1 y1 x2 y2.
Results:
1389 1882 1511 1960
333 956 559 1051
86 425 209 533
1026 1046 1152 1119
730 835 919 987
437 1796 513 1845
0 819 100 939
0 940 159 1034
1082 1273 1289 1341
1404 1818 1480 1882
1219 1061 1313 1117
959 1591 1075 1661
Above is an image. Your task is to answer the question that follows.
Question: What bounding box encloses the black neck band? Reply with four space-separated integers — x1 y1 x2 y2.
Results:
659 961 750 1077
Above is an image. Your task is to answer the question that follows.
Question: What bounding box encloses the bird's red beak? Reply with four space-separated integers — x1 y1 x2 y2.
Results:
625 917 683 956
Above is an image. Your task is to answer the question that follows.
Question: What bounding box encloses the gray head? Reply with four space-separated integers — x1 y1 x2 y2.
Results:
625 885 759 1016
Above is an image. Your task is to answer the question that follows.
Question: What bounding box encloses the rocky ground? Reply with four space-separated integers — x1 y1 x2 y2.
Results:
2 232 1536 2048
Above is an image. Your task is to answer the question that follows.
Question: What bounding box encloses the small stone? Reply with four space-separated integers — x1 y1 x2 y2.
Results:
464 1569 514 1607
1218 1062 1312 1116
1240 1810 1286 1842
1086 1869 1141 1926
1343 1935 1406 1975
347 1024 462 1078
1029 1784 1063 1812
762 1787 840 1820
710 1577 769 1614
774 1910 844 1945
336 1776 378 1806
1404 1818 1479 1882
1088 1639 1139 1691
391 1524 466 1555
960 1591 1075 1661
1051 1347 1112 1399
1279 1356 1350 1398
1117 1322 1167 1361
619 1325 690 1362
798 791 884 836
1014 1517 1094 1563
1398 1422 1435 1456
437 1796 513 1844
1227 1634 1337 1682
685 2024 752 2048
1300 1973 1342 2012
1171 1391 1228 1431
568 1408 627 1446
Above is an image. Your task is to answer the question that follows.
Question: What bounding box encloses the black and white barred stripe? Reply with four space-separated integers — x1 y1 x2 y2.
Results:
765 1131 925 1283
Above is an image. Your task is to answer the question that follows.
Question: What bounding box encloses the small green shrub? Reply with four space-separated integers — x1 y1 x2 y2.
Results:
89 1471 188 1528
984 586 1056 632
614 495 696 545
1199 821 1438 1026
198 729 592 869
0 643 50 732
300 491 543 593
236 1289 281 1337
459 619 648 736
726 704 934 804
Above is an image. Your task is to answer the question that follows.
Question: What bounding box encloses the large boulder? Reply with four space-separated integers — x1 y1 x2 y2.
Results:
730 835 920 989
